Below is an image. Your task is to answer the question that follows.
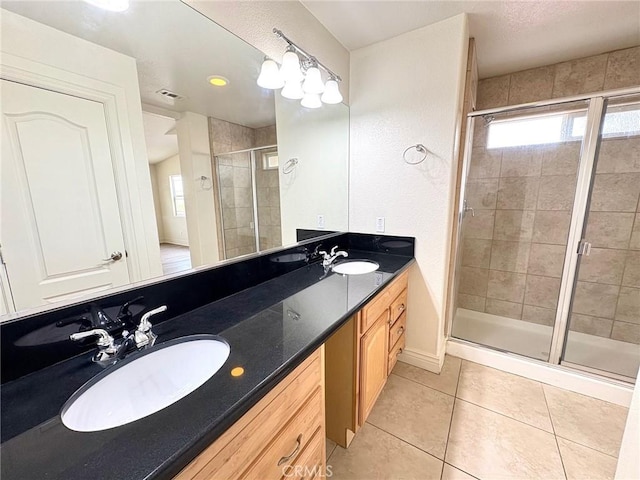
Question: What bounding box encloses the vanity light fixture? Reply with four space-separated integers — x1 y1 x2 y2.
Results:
83 0 129 11
207 76 229 87
301 92 322 109
257 57 284 89
256 28 343 109
321 76 343 104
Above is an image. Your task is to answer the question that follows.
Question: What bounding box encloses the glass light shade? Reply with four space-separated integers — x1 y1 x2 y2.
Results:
321 79 343 104
281 80 304 100
301 93 322 109
302 66 324 94
257 59 284 89
280 50 303 83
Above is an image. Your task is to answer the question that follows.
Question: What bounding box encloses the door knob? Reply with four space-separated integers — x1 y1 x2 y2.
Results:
102 251 123 262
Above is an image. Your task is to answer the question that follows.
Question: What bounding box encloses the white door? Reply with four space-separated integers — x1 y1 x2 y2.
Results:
1 79 130 311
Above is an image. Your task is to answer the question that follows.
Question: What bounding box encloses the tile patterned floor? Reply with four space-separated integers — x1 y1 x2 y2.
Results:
327 356 629 480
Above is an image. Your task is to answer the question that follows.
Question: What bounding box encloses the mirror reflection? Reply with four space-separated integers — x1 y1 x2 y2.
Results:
0 0 349 317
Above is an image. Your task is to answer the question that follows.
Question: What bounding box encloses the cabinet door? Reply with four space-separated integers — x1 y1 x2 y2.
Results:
359 311 389 425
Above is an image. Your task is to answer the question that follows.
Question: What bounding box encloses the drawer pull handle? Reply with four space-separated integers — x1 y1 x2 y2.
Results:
397 327 404 336
396 348 403 357
277 434 303 466
398 303 405 312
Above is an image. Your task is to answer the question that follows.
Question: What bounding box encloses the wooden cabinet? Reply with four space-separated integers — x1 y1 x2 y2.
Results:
175 347 325 480
358 311 389 425
325 270 409 448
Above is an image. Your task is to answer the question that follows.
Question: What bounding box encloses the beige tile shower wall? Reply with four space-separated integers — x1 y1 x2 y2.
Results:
459 132 580 330
476 46 640 110
255 165 282 251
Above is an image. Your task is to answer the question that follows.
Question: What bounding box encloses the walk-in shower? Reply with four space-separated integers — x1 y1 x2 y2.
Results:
450 89 640 383
213 145 282 260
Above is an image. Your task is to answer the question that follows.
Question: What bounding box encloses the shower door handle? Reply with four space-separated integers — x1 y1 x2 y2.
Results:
463 200 475 218
577 240 591 256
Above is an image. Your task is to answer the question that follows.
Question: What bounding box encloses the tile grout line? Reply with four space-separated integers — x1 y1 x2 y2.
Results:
390 371 457 399
453 396 557 437
443 461 481 480
542 384 569 480
391 372 455 398
440 361 464 476
363 421 446 465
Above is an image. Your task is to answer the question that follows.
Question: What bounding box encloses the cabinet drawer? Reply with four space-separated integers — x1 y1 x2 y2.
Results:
280 428 324 480
244 389 323 480
176 350 322 480
361 271 408 333
388 312 406 351
389 289 407 326
388 333 406 375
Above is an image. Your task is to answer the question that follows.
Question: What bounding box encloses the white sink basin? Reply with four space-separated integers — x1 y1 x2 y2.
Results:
61 335 230 432
332 260 379 275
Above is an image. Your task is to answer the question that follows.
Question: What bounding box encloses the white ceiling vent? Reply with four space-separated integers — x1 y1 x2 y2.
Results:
156 88 184 105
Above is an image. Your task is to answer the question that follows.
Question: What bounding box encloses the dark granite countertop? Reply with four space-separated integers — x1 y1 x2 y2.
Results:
0 249 414 480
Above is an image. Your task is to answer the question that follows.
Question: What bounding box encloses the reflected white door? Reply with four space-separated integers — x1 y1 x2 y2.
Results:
1 79 130 311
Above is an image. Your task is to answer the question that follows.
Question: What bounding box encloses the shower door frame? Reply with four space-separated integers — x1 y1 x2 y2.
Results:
447 85 640 382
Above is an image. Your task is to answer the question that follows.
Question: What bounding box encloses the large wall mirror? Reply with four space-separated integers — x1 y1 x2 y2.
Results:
0 0 349 318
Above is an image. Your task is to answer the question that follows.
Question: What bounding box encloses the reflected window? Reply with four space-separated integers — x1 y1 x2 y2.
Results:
169 175 185 217
262 150 279 170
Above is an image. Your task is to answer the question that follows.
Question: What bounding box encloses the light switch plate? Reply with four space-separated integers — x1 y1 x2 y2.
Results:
375 217 385 233
317 215 325 229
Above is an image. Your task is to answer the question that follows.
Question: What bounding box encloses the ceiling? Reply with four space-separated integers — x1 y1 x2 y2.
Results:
1 0 276 128
142 112 178 164
301 1 640 78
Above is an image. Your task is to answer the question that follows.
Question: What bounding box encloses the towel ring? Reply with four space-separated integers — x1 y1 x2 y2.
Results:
403 144 428 165
283 157 298 174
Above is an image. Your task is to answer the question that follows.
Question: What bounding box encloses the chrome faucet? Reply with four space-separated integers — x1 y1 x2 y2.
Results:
69 329 118 366
70 305 166 367
319 246 348 268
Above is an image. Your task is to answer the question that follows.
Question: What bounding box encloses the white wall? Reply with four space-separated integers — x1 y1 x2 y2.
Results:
148 164 165 243
185 0 350 104
153 155 189 246
349 14 469 371
275 96 350 244
176 112 220 267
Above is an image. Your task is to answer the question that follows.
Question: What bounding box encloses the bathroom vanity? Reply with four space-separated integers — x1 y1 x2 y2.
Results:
0 232 414 480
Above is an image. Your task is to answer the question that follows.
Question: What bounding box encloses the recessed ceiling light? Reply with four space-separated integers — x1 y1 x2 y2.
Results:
83 0 129 12
207 76 229 87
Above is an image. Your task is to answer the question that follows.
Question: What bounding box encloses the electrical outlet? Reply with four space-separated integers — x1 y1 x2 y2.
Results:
317 215 325 229
375 217 385 233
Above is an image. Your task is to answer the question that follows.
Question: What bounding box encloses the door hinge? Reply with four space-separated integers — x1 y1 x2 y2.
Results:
577 240 592 256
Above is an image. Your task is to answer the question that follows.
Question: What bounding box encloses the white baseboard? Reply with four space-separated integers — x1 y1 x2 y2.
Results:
447 339 634 407
160 239 189 247
398 346 445 374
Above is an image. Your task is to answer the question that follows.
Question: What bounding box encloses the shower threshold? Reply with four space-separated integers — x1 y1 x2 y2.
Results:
452 308 639 380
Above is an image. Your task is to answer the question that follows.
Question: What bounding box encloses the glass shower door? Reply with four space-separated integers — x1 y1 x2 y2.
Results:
452 100 590 361
562 94 640 380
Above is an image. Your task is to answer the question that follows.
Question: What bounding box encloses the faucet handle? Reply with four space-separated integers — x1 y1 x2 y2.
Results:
138 305 167 332
70 329 115 349
330 246 338 256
